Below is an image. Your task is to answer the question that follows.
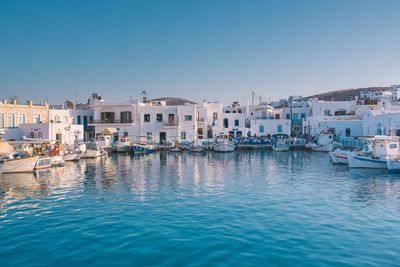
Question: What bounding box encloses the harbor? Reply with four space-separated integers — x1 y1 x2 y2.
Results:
1 150 400 266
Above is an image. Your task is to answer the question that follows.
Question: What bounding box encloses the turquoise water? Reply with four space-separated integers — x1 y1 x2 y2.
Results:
1 151 400 266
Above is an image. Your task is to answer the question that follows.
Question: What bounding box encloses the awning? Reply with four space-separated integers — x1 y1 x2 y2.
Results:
103 128 118 135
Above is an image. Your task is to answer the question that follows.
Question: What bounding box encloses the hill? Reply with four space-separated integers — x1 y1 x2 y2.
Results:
303 87 390 101
151 97 197 106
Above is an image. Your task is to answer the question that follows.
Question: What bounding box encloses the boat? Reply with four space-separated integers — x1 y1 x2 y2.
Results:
96 134 113 151
386 158 400 172
348 136 399 169
189 140 206 152
80 149 102 158
272 134 290 152
169 141 182 152
330 148 352 164
213 136 236 152
63 151 81 161
115 136 131 153
289 137 307 149
309 130 334 152
0 152 39 174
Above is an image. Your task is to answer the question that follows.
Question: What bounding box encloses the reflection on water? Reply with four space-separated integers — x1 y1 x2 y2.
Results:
1 151 400 266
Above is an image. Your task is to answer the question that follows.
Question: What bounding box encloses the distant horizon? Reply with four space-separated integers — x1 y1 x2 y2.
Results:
1 0 399 105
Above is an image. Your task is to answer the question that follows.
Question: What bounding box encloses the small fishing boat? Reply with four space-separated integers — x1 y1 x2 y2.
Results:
348 136 399 169
115 136 131 153
330 148 351 164
63 151 81 161
169 141 182 152
80 149 102 158
272 134 290 152
213 136 236 152
386 158 400 172
309 130 334 152
189 140 206 152
0 152 39 174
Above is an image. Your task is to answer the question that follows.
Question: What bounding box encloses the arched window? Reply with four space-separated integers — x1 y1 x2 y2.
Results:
223 118 229 128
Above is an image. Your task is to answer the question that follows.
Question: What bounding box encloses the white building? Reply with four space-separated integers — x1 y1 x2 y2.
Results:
90 97 223 143
362 101 400 136
250 119 291 136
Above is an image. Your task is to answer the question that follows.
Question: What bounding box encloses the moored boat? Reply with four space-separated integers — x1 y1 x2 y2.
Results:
212 138 236 152
330 148 351 164
115 136 131 153
309 130 334 152
272 134 290 152
0 152 39 174
348 136 399 169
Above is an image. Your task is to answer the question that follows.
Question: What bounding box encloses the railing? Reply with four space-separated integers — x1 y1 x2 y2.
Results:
91 119 134 124
163 121 179 126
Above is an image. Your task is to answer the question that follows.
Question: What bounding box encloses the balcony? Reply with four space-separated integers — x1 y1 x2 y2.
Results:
90 119 134 125
163 121 179 127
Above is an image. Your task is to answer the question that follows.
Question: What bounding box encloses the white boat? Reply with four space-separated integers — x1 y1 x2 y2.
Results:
330 148 351 164
272 134 290 152
34 157 52 170
348 136 399 169
169 147 182 152
80 149 102 158
0 152 39 174
213 139 236 152
97 134 113 151
115 136 131 153
386 158 400 171
309 130 334 152
189 140 206 152
63 152 81 162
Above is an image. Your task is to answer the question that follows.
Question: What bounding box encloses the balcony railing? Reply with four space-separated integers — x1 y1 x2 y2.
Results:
91 119 134 124
163 121 179 127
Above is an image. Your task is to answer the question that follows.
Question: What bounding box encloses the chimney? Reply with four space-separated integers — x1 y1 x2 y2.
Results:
27 100 33 106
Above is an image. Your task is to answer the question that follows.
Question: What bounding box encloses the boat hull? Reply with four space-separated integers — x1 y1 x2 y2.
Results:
116 145 131 153
0 156 39 174
272 144 290 152
348 155 387 169
387 158 400 171
189 146 205 152
63 153 81 162
80 150 102 158
213 141 236 152
330 149 349 164
310 143 333 152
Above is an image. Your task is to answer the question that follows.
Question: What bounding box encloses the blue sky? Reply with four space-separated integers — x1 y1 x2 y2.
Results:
0 0 399 105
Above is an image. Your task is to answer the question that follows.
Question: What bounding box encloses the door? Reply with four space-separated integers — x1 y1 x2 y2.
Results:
159 132 166 144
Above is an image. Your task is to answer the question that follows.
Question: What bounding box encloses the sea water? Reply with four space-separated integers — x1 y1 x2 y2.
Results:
1 151 400 266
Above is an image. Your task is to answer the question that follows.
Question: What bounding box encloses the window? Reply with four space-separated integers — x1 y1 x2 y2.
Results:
181 132 186 140
7 113 15 128
146 132 152 141
0 113 4 128
293 113 299 121
324 110 331 116
18 114 25 125
144 114 150 122
120 111 132 123
83 116 88 127
259 125 264 133
89 116 93 123
64 116 69 123
277 125 283 133
238 110 242 113
198 128 204 139
184 115 192 121
234 119 239 126
33 114 41 123
77 115 81 124
301 113 306 119
55 114 61 122
100 112 115 123
213 112 218 122
345 128 351 137
156 114 163 122
223 118 229 128
286 114 290 119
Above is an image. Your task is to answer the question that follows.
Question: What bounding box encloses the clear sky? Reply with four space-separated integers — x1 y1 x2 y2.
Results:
1 0 399 105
